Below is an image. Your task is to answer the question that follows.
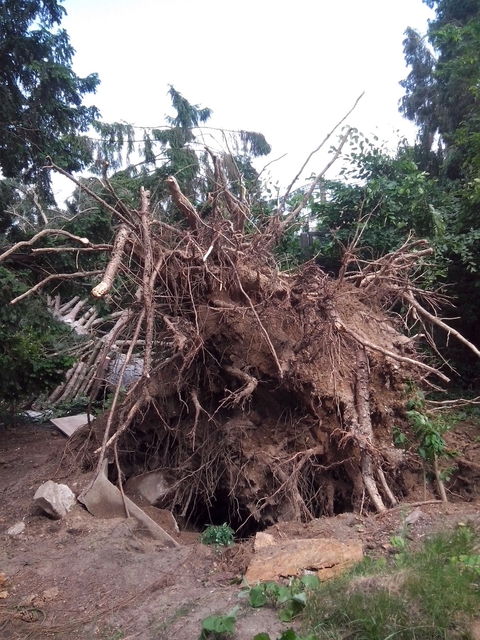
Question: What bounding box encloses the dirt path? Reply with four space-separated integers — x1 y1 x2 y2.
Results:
1 423 479 640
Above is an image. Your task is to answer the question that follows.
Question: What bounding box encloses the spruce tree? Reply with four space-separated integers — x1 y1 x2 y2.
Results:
0 0 99 199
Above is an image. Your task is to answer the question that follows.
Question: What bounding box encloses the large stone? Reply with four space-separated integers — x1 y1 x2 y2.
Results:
253 531 276 551
124 470 172 505
245 536 363 583
33 481 76 519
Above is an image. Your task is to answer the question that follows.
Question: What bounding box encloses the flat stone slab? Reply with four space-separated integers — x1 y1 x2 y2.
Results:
34 481 76 519
125 470 172 505
78 462 179 547
50 413 93 437
245 536 363 583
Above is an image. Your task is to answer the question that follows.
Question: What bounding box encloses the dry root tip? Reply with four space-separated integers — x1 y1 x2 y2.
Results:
91 283 109 298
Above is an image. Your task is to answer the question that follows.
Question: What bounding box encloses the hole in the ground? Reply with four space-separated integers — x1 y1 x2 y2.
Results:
180 489 267 538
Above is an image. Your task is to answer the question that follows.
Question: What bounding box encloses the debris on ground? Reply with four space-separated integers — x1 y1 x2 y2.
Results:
78 461 179 546
50 413 93 437
6 522 25 536
1 423 479 640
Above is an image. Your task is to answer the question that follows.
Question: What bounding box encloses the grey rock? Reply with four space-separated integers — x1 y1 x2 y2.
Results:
405 508 424 526
33 481 76 519
124 470 172 505
7 522 25 536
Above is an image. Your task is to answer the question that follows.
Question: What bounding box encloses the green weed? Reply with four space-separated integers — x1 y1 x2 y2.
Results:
241 575 320 622
200 523 235 547
198 607 238 639
302 526 480 639
97 627 125 640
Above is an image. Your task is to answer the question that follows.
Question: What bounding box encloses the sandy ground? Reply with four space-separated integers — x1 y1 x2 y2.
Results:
1 422 479 640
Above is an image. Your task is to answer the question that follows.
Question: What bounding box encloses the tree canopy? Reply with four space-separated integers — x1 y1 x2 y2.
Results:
0 0 99 198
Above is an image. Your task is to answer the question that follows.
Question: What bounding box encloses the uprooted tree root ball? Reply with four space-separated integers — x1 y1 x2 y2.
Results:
3 147 479 533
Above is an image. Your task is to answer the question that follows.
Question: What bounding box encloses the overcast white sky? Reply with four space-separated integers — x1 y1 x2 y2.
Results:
59 0 432 194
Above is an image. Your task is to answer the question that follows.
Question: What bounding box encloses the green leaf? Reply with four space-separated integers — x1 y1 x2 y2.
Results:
201 607 238 634
278 599 305 622
279 630 301 640
274 585 292 604
300 574 320 589
249 585 268 608
292 592 307 605
253 634 271 640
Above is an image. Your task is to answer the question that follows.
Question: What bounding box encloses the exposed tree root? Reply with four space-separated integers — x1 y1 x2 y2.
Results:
2 147 479 529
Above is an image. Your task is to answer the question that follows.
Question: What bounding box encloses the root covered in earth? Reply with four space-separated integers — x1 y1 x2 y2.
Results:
3 148 479 533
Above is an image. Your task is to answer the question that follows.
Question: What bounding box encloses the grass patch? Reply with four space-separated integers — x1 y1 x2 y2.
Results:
302 525 480 639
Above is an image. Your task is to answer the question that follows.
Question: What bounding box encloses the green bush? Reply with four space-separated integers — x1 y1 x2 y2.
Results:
0 267 74 412
200 523 235 547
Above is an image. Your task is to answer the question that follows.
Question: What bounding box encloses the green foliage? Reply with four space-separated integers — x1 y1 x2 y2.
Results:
0 266 74 410
393 426 408 448
303 526 480 639
0 0 99 199
200 523 235 547
50 395 90 418
72 87 272 237
402 0 480 167
198 607 238 639
390 534 408 552
406 410 448 461
242 575 320 623
305 134 449 278
399 0 480 379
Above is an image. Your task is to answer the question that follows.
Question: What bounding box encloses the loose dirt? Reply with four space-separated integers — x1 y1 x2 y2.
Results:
1 422 479 640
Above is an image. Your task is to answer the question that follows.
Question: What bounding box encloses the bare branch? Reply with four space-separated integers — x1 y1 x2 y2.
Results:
139 186 155 376
43 157 136 230
166 176 202 230
403 291 480 360
91 225 131 298
282 126 353 228
0 229 91 263
10 270 102 305
280 92 364 211
32 244 112 254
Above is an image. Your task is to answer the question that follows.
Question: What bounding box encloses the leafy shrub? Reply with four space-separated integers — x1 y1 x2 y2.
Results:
243 575 320 622
0 267 75 412
200 523 235 547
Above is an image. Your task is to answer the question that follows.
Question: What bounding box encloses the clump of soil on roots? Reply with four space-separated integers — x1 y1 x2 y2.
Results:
11 155 474 532
60 169 455 534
